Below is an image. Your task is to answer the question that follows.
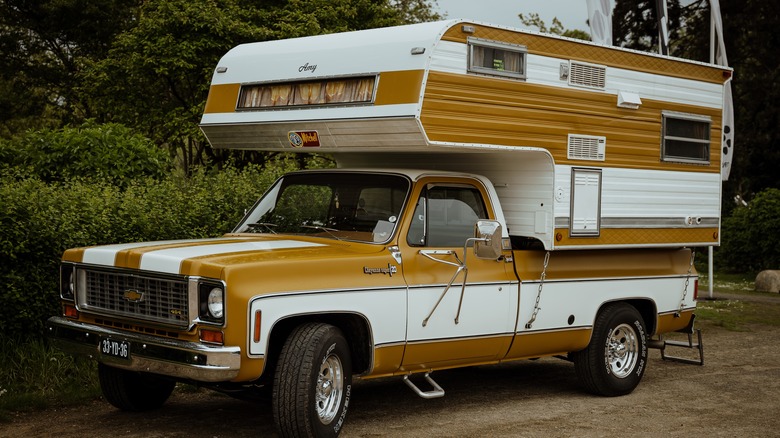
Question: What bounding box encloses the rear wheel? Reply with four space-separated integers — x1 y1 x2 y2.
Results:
273 323 352 438
98 363 175 411
573 303 648 396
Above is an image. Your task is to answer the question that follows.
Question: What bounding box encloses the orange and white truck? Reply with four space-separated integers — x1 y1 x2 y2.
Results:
48 19 730 437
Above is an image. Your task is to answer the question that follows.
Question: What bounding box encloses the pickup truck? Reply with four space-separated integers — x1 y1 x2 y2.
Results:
47 167 697 437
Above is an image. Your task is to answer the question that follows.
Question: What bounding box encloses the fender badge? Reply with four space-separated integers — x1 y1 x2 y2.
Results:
123 289 144 303
363 264 397 277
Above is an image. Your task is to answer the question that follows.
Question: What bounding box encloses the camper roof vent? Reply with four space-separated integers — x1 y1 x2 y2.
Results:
568 134 606 161
569 61 606 89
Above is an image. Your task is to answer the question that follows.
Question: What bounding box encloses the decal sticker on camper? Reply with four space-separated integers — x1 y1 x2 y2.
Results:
288 131 320 148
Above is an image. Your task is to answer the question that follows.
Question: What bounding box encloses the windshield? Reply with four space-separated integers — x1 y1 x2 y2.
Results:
235 172 410 244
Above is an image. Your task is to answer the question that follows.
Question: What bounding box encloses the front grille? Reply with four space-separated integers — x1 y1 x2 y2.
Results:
81 269 190 328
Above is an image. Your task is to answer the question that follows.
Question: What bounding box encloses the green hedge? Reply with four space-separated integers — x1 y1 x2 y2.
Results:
717 188 780 273
0 121 171 185
0 164 294 337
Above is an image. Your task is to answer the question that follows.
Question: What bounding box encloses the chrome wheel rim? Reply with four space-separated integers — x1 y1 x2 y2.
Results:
606 323 639 378
316 354 344 424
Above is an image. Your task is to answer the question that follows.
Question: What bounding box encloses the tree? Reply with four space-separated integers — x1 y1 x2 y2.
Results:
81 0 267 173
518 13 591 40
0 0 140 136
612 0 683 54
668 0 780 210
2 0 441 170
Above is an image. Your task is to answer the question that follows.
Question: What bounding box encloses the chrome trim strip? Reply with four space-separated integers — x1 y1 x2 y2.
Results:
46 317 241 382
555 216 720 228
515 325 592 335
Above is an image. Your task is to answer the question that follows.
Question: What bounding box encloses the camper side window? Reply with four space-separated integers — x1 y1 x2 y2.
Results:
661 111 711 164
468 37 527 80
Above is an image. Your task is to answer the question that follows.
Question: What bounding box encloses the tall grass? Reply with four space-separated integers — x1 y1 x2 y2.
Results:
0 337 100 421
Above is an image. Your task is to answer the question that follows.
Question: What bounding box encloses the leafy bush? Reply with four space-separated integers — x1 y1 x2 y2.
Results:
718 188 780 273
0 121 171 184
0 161 295 337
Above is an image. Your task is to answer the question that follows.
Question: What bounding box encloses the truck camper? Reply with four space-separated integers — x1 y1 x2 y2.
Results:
49 19 731 437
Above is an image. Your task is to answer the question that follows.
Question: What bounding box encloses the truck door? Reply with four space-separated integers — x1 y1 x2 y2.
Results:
399 178 517 370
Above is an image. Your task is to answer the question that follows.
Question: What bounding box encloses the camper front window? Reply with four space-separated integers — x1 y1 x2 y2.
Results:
661 111 711 164
237 76 376 109
468 37 526 80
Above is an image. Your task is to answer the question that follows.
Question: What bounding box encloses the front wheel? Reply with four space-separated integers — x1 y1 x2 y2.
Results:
98 363 176 411
572 303 648 396
273 323 352 438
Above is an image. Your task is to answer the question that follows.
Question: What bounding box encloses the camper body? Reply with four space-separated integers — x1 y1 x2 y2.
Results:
48 20 729 437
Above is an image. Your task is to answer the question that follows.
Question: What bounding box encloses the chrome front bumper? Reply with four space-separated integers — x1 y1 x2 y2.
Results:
46 317 241 382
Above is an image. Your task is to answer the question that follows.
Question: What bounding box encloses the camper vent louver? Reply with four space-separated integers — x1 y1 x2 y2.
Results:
569 62 606 89
568 134 606 161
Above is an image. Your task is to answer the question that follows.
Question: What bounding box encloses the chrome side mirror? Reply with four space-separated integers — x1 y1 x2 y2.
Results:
473 220 502 260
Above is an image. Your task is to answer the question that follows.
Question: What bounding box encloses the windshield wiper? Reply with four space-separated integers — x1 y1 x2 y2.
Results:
301 225 341 240
245 222 278 233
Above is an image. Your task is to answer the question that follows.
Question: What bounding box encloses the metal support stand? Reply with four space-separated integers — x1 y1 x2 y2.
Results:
649 313 704 365
652 329 704 366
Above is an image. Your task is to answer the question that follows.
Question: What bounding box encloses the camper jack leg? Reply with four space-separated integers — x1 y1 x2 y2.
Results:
649 316 704 366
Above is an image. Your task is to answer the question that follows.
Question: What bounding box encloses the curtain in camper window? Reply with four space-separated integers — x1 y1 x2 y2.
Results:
238 77 375 109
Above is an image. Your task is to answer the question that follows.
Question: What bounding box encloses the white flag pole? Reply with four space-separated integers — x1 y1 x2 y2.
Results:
656 0 670 55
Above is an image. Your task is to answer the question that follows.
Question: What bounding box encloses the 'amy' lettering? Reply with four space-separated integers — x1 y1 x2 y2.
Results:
299 63 317 73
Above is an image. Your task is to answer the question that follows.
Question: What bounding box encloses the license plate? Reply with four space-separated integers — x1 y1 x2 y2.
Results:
100 338 130 360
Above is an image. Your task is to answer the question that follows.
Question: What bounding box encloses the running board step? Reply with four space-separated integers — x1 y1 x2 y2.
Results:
403 372 445 399
649 328 704 366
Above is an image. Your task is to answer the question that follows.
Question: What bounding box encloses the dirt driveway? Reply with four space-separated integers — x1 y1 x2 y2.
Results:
4 295 779 437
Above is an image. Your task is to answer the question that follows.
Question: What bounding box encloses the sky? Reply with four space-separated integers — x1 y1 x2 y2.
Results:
433 0 591 33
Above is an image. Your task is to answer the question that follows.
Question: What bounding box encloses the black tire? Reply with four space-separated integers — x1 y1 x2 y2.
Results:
572 303 648 397
98 363 176 411
272 323 353 438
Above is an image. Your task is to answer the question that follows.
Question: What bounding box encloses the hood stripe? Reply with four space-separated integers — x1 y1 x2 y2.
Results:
81 239 219 267
138 240 324 274
80 239 324 274
115 237 251 269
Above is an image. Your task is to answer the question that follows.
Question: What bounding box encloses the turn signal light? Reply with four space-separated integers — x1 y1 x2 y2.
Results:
63 303 79 319
200 329 224 345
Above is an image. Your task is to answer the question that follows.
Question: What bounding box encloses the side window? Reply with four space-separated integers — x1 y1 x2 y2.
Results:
468 37 527 80
661 111 711 164
407 185 488 247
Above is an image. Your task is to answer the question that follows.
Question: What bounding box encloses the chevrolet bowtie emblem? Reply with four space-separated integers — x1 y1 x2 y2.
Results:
123 289 144 303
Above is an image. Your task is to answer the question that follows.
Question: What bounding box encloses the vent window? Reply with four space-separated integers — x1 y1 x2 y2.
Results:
569 61 606 89
468 37 527 80
661 111 711 164
568 134 606 161
237 76 376 110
